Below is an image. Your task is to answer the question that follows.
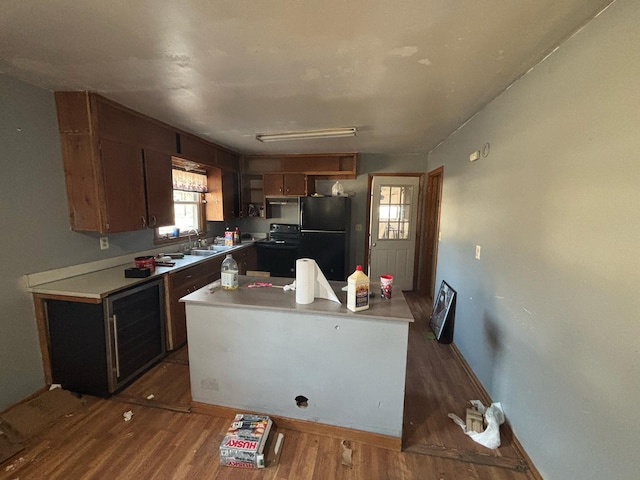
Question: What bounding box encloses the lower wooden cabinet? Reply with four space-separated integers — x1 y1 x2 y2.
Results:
165 255 224 350
46 279 166 397
236 244 257 274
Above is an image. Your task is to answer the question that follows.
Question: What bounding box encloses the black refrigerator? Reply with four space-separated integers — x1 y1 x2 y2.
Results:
299 196 351 281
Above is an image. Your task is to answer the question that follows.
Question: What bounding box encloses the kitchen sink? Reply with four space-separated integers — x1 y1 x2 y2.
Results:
188 245 232 256
188 249 218 256
209 245 232 252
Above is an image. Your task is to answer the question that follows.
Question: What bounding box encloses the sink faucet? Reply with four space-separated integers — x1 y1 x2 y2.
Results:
187 228 199 251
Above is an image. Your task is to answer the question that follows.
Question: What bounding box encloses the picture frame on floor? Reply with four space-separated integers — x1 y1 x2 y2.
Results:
430 280 456 343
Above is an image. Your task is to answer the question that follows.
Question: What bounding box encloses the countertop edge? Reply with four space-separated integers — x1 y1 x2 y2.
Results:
26 243 255 299
181 276 415 324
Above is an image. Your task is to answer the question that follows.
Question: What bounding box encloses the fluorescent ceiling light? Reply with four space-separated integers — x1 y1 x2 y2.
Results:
256 127 357 143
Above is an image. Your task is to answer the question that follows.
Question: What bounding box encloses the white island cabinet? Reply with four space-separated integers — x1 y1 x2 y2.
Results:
182 275 414 450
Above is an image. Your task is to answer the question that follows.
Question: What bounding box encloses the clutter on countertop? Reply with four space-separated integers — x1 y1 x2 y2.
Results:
124 267 151 278
295 258 340 305
347 265 369 312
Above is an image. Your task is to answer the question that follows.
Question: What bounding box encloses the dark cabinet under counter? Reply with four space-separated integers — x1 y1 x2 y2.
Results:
46 278 166 397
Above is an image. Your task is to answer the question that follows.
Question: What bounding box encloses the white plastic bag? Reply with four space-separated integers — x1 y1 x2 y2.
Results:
448 400 505 449
331 181 344 196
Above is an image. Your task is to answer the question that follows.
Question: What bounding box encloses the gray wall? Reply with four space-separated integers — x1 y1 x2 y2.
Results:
428 1 638 478
0 74 169 410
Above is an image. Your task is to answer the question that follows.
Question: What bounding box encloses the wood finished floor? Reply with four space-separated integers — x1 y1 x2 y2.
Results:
0 292 540 480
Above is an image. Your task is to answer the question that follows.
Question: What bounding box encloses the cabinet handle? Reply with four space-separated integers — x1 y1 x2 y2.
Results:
150 215 157 227
141 216 147 228
112 314 121 378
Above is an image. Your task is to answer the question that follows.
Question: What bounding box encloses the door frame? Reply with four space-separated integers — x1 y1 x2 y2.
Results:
418 166 444 302
364 173 425 291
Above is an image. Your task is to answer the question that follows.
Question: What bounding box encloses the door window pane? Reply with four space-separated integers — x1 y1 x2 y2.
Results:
378 185 413 240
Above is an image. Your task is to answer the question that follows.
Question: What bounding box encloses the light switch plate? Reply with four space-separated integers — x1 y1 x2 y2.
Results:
475 245 481 259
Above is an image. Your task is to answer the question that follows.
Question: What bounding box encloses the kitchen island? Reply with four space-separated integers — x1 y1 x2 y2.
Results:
182 275 414 450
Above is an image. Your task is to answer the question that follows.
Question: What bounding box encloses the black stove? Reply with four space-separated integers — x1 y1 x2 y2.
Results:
264 223 300 244
256 224 300 277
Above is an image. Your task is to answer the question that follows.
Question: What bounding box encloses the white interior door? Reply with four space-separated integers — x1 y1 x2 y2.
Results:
369 176 420 291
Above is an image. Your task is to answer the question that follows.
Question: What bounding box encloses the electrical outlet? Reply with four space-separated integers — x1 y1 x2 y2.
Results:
355 224 363 232
475 245 481 260
100 237 109 250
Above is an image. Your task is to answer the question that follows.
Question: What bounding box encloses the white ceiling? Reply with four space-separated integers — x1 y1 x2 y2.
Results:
0 1 613 156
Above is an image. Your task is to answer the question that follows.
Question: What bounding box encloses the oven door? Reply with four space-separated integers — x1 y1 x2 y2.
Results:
256 242 299 278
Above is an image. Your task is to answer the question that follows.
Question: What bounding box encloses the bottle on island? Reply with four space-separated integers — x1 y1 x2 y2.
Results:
221 254 239 290
347 265 370 312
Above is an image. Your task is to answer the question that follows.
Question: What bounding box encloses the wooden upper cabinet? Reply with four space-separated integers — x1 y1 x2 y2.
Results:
54 91 178 233
204 168 240 221
179 134 217 166
284 174 307 196
143 149 175 228
204 168 223 221
242 153 357 178
263 173 306 196
222 170 240 218
100 138 148 232
138 121 176 155
263 174 284 196
96 100 140 145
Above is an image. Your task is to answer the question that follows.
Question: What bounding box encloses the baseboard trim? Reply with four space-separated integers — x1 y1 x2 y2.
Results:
405 443 529 472
191 401 402 451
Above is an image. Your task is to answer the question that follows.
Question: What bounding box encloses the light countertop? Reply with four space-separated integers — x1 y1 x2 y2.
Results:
28 243 254 300
182 275 415 323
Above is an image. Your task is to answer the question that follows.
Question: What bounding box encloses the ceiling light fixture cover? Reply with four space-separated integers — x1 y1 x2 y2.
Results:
256 127 357 142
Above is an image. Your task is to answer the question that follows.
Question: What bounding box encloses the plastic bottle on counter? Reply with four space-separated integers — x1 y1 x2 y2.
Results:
224 227 234 246
347 265 369 312
221 254 239 290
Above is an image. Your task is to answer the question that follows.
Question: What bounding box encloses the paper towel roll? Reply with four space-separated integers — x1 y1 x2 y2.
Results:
296 258 316 304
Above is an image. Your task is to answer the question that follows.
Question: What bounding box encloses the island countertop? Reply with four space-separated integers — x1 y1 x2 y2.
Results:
181 275 414 323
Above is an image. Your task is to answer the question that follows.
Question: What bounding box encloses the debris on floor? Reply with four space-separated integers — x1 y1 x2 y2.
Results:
448 400 505 449
465 405 485 433
341 440 353 467
0 388 86 441
1 388 86 465
123 410 134 422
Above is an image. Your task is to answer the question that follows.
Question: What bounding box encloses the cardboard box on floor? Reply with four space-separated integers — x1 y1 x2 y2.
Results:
219 424 285 469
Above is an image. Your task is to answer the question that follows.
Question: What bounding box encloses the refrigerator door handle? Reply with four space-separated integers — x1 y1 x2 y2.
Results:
299 202 304 227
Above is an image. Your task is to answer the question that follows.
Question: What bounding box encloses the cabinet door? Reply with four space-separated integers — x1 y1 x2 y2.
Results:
47 300 110 397
284 174 307 196
205 167 224 221
263 174 283 196
167 256 223 350
238 245 257 274
204 168 239 221
100 138 147 232
222 170 240 219
143 149 174 228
